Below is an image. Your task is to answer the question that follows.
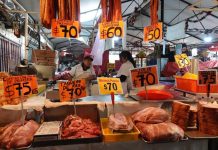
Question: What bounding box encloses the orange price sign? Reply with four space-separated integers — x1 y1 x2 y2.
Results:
3 75 38 99
144 22 162 42
58 79 86 102
51 19 79 38
130 66 159 88
99 21 124 39
198 70 217 85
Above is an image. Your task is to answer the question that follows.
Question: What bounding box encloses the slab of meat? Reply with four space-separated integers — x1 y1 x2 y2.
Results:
9 120 39 149
108 113 133 131
132 107 169 124
137 90 174 100
61 115 101 139
0 120 39 150
40 0 55 28
150 0 159 25
136 122 184 143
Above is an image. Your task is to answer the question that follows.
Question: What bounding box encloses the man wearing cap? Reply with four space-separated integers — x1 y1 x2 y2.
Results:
69 55 96 95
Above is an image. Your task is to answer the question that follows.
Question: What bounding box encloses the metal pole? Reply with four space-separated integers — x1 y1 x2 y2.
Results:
25 13 29 60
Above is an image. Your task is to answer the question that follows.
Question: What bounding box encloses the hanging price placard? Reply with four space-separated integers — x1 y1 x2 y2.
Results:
130 66 159 88
174 54 191 68
97 77 123 95
198 70 217 85
144 22 162 42
59 79 86 102
99 21 124 39
51 19 79 38
3 75 38 99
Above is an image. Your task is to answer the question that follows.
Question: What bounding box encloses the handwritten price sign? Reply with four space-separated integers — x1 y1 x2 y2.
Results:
174 54 191 68
3 75 38 99
99 21 124 39
59 80 86 102
97 77 123 95
130 66 159 88
144 22 162 42
52 19 79 38
198 70 217 85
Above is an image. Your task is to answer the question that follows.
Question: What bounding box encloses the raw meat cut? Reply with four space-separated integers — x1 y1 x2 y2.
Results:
61 115 101 139
0 120 39 149
132 107 169 124
108 113 133 131
136 122 184 143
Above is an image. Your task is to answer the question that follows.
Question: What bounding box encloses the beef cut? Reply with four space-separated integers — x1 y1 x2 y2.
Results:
108 113 133 131
136 122 184 143
132 107 169 124
61 115 101 139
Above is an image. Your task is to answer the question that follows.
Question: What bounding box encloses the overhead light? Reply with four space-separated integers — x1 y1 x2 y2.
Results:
204 36 212 43
113 37 120 41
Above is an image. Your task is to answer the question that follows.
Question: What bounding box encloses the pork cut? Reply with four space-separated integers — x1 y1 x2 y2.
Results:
136 122 184 143
108 113 133 131
132 107 169 124
61 115 101 139
0 120 39 149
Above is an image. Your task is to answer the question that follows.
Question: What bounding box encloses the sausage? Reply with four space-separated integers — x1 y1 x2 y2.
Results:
112 0 122 21
101 0 107 22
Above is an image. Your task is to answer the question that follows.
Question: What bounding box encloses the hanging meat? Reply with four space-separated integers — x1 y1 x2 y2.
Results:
150 0 159 25
40 0 56 28
101 0 122 22
40 0 81 30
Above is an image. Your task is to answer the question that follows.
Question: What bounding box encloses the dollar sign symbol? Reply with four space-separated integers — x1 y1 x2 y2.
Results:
5 85 14 97
101 29 107 39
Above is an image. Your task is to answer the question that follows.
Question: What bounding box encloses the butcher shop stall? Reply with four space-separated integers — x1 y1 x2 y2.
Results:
0 0 218 150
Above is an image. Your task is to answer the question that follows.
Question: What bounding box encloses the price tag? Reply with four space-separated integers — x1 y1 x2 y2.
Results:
174 54 191 68
97 77 123 95
51 19 79 38
144 22 162 42
198 70 217 85
107 63 115 72
59 80 86 102
3 75 38 99
99 21 124 39
130 66 159 88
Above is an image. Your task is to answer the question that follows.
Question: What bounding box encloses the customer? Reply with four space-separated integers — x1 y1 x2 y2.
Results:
117 51 136 94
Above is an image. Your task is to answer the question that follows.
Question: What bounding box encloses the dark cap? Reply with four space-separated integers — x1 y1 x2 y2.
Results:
84 55 94 61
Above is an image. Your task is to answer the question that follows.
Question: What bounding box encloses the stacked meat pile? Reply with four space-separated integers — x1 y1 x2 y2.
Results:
171 101 197 130
0 120 39 149
61 115 101 139
198 101 218 135
40 0 80 29
108 113 133 132
132 107 184 143
0 96 28 106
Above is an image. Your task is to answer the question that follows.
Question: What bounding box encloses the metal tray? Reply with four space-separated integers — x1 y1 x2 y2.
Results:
141 135 189 144
185 130 218 139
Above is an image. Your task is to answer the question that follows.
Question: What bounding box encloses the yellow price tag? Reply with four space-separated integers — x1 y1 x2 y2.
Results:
99 21 124 39
97 77 123 95
174 54 191 68
51 19 79 38
144 22 163 42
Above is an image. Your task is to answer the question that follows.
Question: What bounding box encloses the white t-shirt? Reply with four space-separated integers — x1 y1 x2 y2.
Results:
117 61 134 94
69 64 96 96
69 64 96 79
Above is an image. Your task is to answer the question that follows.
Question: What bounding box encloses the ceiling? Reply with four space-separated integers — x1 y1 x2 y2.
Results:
2 0 218 52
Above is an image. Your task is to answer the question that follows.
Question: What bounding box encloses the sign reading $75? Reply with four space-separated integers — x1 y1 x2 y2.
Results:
3 75 38 99
99 21 124 39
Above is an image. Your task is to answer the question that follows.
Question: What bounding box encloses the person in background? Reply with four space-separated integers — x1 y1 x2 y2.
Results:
116 51 136 94
181 44 191 56
198 49 210 62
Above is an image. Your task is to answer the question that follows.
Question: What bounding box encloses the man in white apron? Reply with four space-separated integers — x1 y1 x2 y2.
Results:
69 55 96 95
